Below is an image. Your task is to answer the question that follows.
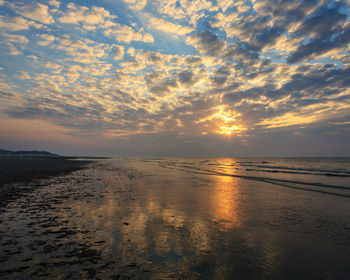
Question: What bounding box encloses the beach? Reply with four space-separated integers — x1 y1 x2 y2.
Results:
0 157 93 208
0 157 350 279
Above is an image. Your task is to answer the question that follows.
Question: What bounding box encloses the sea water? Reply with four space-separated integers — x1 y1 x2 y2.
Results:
0 157 349 279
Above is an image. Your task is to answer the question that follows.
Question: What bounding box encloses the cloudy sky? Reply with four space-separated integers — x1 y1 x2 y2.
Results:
0 0 349 157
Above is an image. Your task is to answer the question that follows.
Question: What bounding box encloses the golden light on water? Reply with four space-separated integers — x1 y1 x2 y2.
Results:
211 175 240 231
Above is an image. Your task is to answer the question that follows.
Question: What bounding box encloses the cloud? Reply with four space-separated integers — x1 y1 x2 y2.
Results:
49 0 60 8
17 3 54 25
299 5 346 36
224 42 259 64
59 3 115 26
0 15 43 31
252 0 316 22
147 16 195 36
154 0 217 22
219 63 350 129
48 35 125 74
1 32 29 55
37 33 56 46
187 30 260 67
155 0 186 20
14 71 31 80
6 44 21 55
104 24 154 43
216 0 235 13
57 2 154 44
258 102 350 129
211 1 349 65
45 61 63 71
112 45 124 60
3 33 29 44
185 56 202 65
123 0 147 11
187 31 225 56
119 59 146 73
177 70 194 86
287 3 350 63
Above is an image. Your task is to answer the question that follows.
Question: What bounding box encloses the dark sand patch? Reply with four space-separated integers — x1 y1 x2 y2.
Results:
0 157 94 208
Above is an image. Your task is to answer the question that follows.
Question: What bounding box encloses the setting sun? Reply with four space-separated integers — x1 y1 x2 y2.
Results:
218 125 247 136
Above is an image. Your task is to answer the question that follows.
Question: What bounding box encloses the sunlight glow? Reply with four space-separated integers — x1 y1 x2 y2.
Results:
212 175 240 230
195 106 247 136
218 125 247 135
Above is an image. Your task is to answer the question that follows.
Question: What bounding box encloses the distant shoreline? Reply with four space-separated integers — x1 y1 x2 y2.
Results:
0 155 111 159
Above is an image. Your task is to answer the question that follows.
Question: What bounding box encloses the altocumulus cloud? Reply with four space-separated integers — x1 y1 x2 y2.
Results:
0 0 349 156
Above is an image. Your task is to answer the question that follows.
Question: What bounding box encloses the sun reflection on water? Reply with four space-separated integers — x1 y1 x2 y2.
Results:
211 175 240 231
63 163 242 277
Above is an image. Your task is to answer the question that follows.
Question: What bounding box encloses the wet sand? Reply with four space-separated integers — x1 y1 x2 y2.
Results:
0 157 93 209
0 158 350 279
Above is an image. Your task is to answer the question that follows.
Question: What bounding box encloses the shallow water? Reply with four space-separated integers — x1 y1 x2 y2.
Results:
1 158 350 279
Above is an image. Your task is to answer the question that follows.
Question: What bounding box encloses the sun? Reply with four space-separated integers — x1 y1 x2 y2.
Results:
218 125 247 136
195 106 247 136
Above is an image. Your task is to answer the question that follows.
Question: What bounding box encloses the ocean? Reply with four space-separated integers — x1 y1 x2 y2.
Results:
1 157 350 279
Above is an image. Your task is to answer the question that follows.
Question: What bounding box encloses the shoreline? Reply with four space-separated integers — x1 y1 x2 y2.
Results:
0 156 97 209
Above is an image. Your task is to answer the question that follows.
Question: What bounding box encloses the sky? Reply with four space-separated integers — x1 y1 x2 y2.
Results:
0 0 349 157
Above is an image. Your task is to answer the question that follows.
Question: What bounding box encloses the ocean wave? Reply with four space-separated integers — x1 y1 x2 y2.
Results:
238 163 350 175
244 168 350 177
154 161 350 198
